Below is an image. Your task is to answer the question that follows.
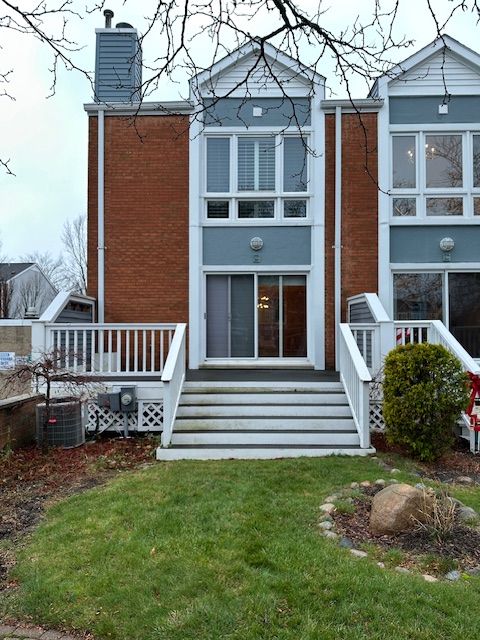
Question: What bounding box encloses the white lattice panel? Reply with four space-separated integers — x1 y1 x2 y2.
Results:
370 401 385 432
139 402 163 430
87 400 164 433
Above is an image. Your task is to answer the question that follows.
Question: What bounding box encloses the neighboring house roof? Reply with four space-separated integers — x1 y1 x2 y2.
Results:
0 263 34 281
369 33 480 98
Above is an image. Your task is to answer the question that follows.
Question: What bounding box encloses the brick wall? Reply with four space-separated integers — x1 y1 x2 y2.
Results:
0 395 43 450
324 112 378 369
88 115 190 323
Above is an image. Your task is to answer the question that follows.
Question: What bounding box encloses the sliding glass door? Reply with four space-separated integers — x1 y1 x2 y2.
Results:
206 274 307 360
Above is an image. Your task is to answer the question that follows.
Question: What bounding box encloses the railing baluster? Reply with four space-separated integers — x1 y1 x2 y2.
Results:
126 330 130 373
142 330 147 372
73 330 78 372
108 330 112 373
117 330 121 372
151 330 155 372
82 330 87 373
99 329 104 373
134 329 138 373
160 330 164 373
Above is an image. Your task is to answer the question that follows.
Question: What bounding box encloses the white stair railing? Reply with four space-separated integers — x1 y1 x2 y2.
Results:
428 320 480 375
339 323 372 449
161 323 187 448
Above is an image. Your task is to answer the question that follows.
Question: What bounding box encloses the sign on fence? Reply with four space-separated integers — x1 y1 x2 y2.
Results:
0 352 16 370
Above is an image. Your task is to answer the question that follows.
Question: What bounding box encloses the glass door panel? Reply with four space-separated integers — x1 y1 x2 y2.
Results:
448 273 480 358
283 276 307 357
206 275 229 358
258 276 280 357
231 275 255 357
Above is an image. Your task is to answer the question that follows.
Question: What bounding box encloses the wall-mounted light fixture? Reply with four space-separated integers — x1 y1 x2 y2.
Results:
250 237 264 251
439 236 455 261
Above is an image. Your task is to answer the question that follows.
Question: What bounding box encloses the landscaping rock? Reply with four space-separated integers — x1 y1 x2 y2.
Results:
458 506 477 523
323 531 338 540
456 476 474 485
319 514 333 522
350 482 359 489
318 520 334 530
375 479 386 487
390 468 401 475
360 481 371 488
389 479 399 484
395 566 410 574
377 562 385 569
350 549 368 558
445 570 461 581
324 495 338 503
339 537 354 549
319 503 336 514
369 483 434 535
422 574 438 583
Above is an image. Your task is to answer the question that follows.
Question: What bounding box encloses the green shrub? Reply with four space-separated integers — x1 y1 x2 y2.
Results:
382 343 469 461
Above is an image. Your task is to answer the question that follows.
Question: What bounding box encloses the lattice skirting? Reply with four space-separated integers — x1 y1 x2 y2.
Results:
87 400 164 432
370 400 385 432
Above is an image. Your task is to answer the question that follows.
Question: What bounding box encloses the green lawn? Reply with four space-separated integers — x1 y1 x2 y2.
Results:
3 456 480 640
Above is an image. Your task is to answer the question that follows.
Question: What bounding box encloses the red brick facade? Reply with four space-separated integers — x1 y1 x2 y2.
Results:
87 115 190 323
88 110 377 369
324 112 378 368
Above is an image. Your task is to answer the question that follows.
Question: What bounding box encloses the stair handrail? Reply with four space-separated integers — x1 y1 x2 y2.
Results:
428 320 480 375
339 323 372 449
161 323 187 447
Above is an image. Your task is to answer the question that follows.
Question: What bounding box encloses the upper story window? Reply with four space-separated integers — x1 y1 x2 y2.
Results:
391 131 480 219
205 134 309 221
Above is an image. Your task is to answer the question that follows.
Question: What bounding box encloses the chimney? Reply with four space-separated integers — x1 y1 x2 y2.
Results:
103 9 114 28
94 12 142 103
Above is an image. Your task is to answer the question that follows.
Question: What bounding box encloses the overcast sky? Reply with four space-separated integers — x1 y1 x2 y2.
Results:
1 0 479 260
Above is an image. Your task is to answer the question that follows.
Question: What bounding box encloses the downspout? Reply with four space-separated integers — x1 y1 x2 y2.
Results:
334 106 342 370
97 107 105 323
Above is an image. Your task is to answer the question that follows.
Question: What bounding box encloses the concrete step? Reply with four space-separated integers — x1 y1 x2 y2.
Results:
180 392 349 405
156 445 375 461
174 417 356 431
171 430 360 447
176 404 352 418
182 381 344 393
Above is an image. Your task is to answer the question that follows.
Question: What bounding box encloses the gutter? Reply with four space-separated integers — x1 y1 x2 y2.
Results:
84 100 193 116
321 98 383 113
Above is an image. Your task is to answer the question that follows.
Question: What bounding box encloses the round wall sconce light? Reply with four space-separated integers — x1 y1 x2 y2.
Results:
250 237 264 251
439 237 455 261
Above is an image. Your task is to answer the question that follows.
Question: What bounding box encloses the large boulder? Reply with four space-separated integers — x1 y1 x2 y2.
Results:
369 483 434 535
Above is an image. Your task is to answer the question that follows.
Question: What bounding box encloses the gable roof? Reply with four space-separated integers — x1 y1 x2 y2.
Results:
192 39 325 98
369 34 480 98
0 263 34 281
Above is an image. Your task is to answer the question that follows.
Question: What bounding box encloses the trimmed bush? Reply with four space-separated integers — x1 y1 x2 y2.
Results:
383 343 469 461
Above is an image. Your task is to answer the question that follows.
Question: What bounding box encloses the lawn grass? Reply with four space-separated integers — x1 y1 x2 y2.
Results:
2 455 480 640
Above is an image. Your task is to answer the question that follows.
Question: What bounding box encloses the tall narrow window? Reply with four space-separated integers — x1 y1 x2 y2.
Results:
393 273 443 321
425 134 462 188
449 273 480 358
206 138 230 192
473 135 480 188
238 137 275 191
283 137 308 192
392 136 416 189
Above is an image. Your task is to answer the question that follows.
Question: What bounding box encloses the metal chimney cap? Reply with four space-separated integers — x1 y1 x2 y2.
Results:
103 9 114 28
116 22 134 28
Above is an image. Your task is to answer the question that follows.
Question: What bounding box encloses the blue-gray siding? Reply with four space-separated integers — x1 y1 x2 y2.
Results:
95 31 142 102
203 227 311 265
349 301 374 323
390 96 480 125
390 226 480 263
204 97 311 128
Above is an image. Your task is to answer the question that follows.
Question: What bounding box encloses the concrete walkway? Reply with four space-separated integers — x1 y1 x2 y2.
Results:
0 625 86 640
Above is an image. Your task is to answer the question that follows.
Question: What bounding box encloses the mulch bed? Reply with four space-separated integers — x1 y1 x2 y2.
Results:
0 436 156 591
372 431 480 484
334 484 480 571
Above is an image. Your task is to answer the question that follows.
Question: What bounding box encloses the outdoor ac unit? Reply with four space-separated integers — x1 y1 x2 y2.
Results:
36 398 85 448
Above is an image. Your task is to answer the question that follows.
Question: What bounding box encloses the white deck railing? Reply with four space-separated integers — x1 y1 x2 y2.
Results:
160 323 187 447
339 323 372 449
35 323 177 376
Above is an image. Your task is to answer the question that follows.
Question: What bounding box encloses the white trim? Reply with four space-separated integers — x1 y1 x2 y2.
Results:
189 112 203 370
84 101 192 115
334 106 342 370
97 108 105 323
201 265 310 272
378 98 391 315
391 263 480 270
321 99 384 113
309 86 325 370
390 123 480 132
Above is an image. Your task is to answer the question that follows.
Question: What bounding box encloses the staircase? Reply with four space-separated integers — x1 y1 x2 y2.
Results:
156 378 375 460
